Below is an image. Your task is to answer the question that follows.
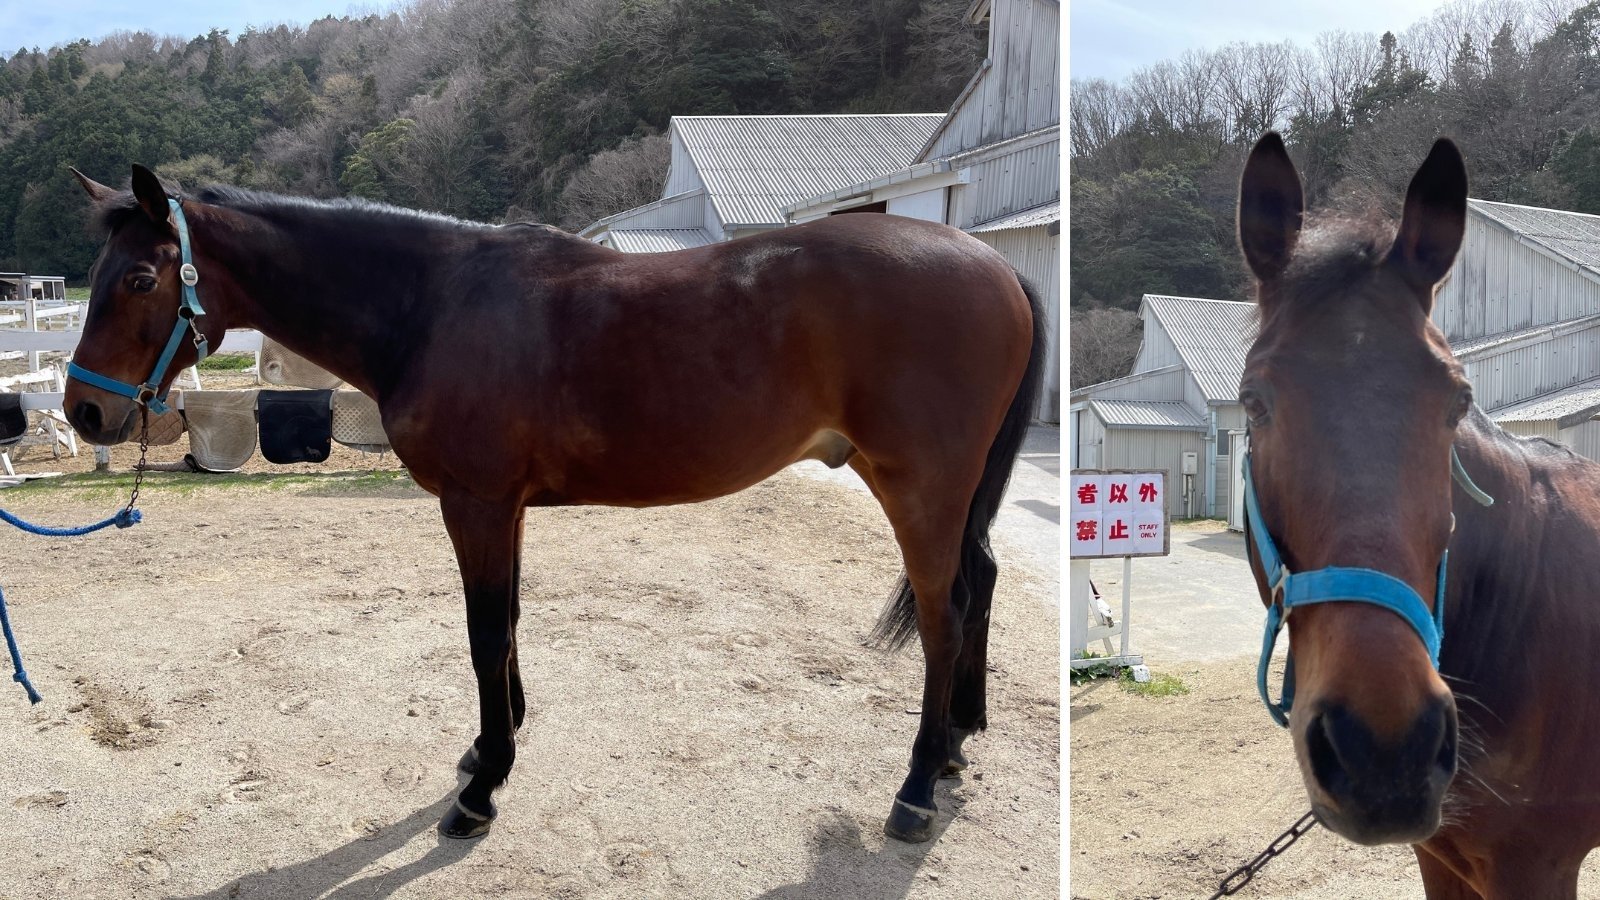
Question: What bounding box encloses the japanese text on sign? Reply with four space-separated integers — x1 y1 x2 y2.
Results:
1070 470 1168 559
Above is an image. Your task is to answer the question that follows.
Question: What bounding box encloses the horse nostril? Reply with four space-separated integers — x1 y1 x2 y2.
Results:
1307 709 1352 798
72 400 102 436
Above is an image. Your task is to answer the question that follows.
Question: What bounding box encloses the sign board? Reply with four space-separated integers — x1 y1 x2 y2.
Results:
1069 469 1170 559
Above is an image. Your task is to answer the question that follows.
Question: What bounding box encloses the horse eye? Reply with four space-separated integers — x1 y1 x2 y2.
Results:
1448 388 1472 428
131 276 157 294
1241 388 1271 425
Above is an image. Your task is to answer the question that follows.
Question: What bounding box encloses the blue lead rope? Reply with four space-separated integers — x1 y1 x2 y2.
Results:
0 507 141 704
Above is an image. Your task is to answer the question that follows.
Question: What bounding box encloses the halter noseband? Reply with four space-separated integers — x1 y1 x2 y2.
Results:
67 198 210 415
1247 443 1493 727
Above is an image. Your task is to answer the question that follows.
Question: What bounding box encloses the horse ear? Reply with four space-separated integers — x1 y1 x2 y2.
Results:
130 164 171 226
1238 132 1304 283
1390 138 1467 306
67 167 116 203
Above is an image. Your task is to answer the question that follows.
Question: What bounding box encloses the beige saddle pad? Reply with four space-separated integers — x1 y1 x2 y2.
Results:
259 337 341 390
330 390 389 453
181 390 258 471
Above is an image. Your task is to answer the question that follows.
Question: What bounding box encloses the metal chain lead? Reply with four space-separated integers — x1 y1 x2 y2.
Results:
1208 811 1319 899
124 405 151 516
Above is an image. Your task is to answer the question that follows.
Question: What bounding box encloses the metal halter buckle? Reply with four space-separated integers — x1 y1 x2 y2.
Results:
179 263 199 286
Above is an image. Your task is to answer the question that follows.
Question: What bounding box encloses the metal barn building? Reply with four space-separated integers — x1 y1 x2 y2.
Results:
785 0 1061 421
579 114 944 252
1069 295 1252 518
1072 198 1600 524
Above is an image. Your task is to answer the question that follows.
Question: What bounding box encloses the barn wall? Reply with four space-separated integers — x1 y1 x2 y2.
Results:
923 0 1060 160
1559 420 1600 460
1078 367 1188 402
665 132 703 197
958 136 1059 229
1073 407 1105 469
1461 318 1600 409
1101 426 1206 518
1133 315 1181 373
1435 214 1600 343
974 225 1060 421
886 188 945 222
1501 420 1560 441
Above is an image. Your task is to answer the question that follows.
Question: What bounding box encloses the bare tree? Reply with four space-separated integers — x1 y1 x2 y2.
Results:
556 133 671 230
1070 308 1143 389
395 69 491 214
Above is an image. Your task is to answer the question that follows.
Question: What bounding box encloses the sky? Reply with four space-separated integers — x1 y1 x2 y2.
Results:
0 1 382 53
1070 0 1457 82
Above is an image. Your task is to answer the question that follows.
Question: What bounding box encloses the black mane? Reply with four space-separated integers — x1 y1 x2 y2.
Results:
92 179 497 235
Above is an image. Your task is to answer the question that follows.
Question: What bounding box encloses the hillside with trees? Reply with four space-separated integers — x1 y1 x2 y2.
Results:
0 0 983 280
1070 0 1600 387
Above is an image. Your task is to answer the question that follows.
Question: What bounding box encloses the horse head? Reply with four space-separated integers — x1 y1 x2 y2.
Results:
63 165 232 445
1238 134 1471 844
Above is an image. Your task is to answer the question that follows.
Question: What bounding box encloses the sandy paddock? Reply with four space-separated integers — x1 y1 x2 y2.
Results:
0 439 1060 899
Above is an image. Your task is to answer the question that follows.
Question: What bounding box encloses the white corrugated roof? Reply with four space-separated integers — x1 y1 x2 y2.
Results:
1449 311 1600 358
1142 295 1257 404
967 200 1059 233
673 114 944 228
607 229 714 253
1490 376 1600 426
1471 199 1600 276
1088 399 1206 429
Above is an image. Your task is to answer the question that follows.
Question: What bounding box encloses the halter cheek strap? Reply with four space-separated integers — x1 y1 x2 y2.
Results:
1248 445 1492 728
67 198 209 415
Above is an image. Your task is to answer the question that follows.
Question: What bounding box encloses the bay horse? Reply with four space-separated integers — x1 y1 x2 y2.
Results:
1239 132 1600 896
61 166 1044 843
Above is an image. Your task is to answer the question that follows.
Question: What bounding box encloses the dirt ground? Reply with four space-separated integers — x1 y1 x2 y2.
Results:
0 454 1060 898
1069 661 1600 898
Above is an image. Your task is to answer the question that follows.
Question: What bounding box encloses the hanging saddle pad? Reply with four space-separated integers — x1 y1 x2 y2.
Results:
141 391 187 447
0 394 24 447
330 390 390 453
181 390 258 471
258 389 333 464
259 337 342 390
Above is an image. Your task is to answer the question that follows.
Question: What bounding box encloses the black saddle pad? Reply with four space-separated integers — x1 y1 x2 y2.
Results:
257 389 333 464
0 394 24 447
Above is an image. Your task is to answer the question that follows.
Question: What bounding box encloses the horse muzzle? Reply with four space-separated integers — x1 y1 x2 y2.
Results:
1299 694 1458 845
67 396 141 447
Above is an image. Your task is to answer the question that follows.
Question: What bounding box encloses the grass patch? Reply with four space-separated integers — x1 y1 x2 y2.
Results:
198 353 256 371
1069 652 1120 685
1120 671 1189 698
64 287 89 301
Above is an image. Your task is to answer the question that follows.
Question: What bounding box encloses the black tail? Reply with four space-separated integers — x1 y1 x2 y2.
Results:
870 271 1049 650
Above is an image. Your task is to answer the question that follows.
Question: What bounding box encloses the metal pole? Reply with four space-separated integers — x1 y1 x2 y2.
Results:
1120 555 1132 659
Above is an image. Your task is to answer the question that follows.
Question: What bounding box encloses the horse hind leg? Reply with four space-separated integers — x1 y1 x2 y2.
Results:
945 534 997 776
864 465 974 844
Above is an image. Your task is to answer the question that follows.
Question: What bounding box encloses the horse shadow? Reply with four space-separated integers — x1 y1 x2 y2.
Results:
175 789 475 900
754 801 952 900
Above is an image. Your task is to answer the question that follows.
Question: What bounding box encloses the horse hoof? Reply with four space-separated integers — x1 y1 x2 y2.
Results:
883 798 936 843
458 743 480 774
439 798 496 840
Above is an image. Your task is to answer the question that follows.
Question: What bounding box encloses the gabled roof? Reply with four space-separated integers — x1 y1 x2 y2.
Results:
1141 295 1256 404
672 114 943 228
1490 376 1600 427
606 229 714 253
1088 399 1206 430
967 199 1058 234
1069 364 1185 401
1471 199 1600 277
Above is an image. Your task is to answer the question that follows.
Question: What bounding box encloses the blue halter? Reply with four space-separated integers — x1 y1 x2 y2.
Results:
1246 444 1493 727
67 198 209 415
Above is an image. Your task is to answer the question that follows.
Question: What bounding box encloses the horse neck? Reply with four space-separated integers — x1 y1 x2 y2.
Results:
189 201 469 398
1444 409 1588 726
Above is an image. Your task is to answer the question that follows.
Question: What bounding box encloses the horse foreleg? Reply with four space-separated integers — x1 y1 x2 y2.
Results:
457 510 529 776
438 493 524 839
